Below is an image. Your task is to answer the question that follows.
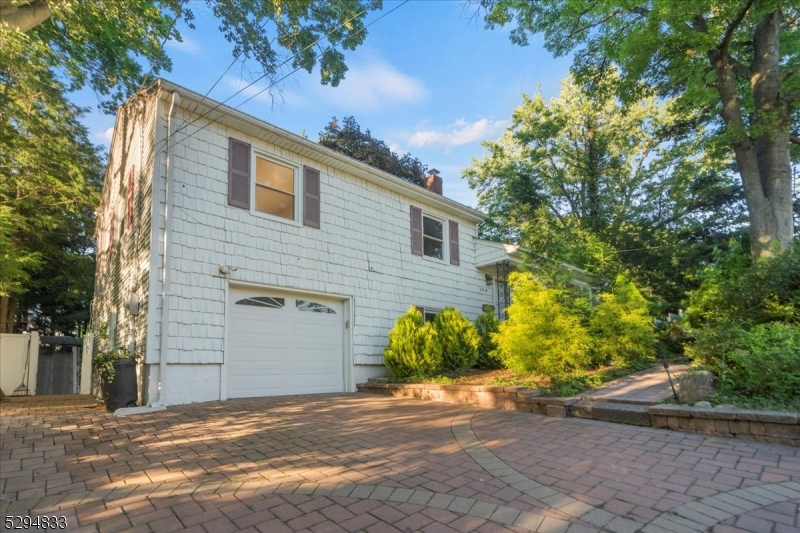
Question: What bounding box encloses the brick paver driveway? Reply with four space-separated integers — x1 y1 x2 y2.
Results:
1 394 799 532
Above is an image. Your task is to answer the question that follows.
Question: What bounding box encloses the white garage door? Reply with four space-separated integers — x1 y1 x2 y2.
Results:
227 288 344 398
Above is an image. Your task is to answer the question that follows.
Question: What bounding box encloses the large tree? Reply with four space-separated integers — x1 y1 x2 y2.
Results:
479 0 799 259
465 76 744 308
1 0 382 113
319 116 430 186
0 36 102 333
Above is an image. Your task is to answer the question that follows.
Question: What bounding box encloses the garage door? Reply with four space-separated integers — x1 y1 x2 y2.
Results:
227 288 344 398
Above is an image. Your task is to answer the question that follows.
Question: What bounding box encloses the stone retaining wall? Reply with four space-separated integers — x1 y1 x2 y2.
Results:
356 382 800 446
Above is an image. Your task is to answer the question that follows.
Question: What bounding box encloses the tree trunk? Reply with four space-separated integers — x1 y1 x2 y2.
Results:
0 0 53 32
710 9 794 259
750 9 794 258
0 296 17 333
0 296 8 333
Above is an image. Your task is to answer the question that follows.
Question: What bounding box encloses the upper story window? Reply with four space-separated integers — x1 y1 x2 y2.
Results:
255 156 295 220
422 216 444 260
228 137 321 229
410 206 460 266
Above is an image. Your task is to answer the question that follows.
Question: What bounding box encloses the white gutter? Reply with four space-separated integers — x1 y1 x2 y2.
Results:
152 93 180 409
157 91 180 405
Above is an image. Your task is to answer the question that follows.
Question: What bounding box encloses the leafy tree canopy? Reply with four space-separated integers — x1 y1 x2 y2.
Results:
0 35 102 333
465 75 744 308
319 116 429 186
479 0 799 258
1 0 383 113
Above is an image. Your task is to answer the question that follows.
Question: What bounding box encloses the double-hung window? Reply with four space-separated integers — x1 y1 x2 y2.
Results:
410 206 460 265
228 137 321 228
422 216 444 260
255 156 295 220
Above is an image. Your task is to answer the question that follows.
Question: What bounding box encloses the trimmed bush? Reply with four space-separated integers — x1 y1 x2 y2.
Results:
474 309 503 369
493 272 591 377
433 307 480 373
383 307 442 378
589 274 656 367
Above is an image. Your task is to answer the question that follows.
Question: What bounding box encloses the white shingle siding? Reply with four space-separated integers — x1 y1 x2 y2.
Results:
147 101 490 368
93 94 157 367
94 81 494 404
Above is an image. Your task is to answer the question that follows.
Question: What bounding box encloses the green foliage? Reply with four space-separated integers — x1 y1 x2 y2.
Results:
4 0 382 113
433 307 480 373
474 309 503 369
0 206 41 298
687 240 800 328
319 116 429 186
479 0 797 258
92 324 137 384
688 323 800 409
464 74 741 309
383 307 442 379
493 272 591 377
589 274 656 367
1 36 102 333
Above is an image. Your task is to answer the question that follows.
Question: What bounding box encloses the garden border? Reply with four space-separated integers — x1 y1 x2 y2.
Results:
356 381 800 446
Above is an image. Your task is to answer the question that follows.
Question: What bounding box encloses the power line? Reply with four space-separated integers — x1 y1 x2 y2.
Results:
164 1 407 152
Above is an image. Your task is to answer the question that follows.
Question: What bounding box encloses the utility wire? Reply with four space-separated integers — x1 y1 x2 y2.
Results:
164 1 406 151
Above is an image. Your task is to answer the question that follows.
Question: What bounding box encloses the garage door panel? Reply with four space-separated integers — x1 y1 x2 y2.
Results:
228 288 344 398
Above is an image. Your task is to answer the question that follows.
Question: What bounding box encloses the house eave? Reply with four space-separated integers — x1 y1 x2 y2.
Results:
146 79 486 224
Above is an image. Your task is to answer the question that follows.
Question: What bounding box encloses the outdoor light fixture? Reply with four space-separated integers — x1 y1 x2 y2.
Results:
126 291 140 316
219 264 238 276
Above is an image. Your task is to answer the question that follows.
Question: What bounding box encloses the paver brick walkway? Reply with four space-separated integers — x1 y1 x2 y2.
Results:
1 394 798 532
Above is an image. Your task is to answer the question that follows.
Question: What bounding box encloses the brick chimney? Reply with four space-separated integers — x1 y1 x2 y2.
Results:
425 169 442 195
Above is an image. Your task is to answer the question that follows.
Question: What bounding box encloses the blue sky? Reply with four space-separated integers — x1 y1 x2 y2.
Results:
80 1 572 208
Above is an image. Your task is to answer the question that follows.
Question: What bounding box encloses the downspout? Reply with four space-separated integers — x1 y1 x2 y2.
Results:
155 91 180 406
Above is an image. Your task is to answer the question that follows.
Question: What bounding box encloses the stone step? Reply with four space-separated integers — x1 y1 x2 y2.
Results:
568 401 652 427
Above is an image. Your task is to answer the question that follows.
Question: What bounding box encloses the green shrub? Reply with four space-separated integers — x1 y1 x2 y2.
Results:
687 239 800 328
589 274 656 367
383 307 442 378
433 307 480 373
493 272 591 377
474 309 503 369
689 322 800 407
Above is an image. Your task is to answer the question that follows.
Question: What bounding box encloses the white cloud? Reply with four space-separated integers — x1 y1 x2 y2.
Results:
314 58 427 111
165 35 202 57
94 127 114 145
408 118 509 150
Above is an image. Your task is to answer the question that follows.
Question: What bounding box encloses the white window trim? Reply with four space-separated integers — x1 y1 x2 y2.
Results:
250 150 303 226
421 213 447 262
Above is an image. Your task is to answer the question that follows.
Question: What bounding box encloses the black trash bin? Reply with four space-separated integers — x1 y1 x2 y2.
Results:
103 358 138 411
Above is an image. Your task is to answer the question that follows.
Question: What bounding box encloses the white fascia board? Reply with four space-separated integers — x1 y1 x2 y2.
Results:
150 79 486 225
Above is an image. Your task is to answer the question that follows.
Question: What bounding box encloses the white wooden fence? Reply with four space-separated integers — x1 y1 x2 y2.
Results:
0 332 93 396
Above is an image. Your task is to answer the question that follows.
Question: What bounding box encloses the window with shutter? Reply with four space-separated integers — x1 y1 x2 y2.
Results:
228 137 251 209
303 166 321 228
410 206 423 256
449 220 460 266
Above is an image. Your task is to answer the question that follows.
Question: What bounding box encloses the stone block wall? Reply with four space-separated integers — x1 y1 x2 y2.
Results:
357 382 800 446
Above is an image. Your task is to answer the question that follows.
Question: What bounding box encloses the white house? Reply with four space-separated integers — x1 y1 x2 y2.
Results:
94 79 518 406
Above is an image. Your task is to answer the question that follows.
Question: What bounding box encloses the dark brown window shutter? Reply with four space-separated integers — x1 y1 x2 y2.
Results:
410 206 423 256
413 305 424 317
303 166 321 228
228 137 251 209
126 166 135 227
449 220 460 266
